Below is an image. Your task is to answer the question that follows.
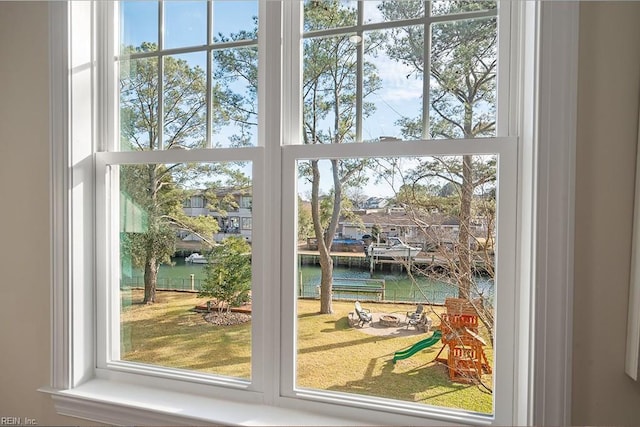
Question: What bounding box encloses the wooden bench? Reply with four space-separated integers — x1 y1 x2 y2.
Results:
331 284 384 301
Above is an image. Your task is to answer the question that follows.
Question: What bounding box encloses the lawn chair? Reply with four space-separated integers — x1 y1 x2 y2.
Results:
406 304 424 329
416 312 433 332
354 301 373 327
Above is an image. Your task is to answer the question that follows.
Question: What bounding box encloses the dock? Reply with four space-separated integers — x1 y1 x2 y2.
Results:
297 248 491 276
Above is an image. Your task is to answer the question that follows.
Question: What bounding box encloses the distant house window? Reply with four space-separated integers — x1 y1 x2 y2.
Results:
191 196 204 208
240 196 252 209
242 217 252 230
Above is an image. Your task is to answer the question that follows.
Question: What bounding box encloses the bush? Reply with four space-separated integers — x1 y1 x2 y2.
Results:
200 236 251 312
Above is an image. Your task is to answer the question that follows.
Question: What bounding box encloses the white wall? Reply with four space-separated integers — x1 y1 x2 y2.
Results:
3 1 640 425
0 2 91 425
573 2 640 425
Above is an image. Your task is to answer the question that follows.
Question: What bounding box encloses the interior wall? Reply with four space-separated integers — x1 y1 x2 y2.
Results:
573 2 640 425
0 2 92 425
4 1 640 425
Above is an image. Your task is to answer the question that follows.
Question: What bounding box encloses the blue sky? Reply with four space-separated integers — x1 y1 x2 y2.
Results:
119 1 480 199
120 0 421 145
121 1 257 51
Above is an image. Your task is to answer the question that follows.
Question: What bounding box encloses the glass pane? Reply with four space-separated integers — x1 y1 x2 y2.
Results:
120 1 158 54
213 1 258 42
119 162 253 379
431 0 497 17
362 27 424 142
295 155 496 415
212 46 259 147
163 53 208 149
303 34 358 144
164 1 207 49
304 0 358 32
367 0 425 24
120 57 159 151
430 17 497 138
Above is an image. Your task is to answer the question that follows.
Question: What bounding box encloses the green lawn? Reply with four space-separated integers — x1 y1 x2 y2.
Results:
121 290 493 414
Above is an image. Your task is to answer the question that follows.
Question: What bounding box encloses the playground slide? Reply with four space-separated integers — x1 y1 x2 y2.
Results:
392 330 443 364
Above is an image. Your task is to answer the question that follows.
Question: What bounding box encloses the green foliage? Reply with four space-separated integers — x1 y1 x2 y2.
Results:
378 0 497 139
213 20 258 147
200 237 252 312
298 197 314 241
120 43 207 150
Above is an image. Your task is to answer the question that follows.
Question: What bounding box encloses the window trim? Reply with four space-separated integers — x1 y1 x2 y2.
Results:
280 137 518 424
44 1 577 425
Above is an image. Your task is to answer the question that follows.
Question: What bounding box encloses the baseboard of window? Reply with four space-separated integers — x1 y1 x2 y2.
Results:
40 380 367 427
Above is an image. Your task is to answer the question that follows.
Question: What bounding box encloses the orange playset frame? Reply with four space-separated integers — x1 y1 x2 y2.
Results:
434 298 492 383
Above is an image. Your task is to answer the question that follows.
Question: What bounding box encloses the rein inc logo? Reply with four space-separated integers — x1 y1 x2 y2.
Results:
1 418 37 426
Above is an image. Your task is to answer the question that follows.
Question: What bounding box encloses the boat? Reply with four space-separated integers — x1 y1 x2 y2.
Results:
367 237 421 259
185 253 208 264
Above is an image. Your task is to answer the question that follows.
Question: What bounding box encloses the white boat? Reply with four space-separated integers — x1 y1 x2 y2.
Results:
185 253 208 264
367 237 421 259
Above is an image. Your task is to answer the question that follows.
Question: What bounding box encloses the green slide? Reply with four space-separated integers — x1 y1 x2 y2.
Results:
392 330 443 364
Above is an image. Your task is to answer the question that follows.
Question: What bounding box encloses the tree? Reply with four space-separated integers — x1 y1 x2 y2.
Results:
212 20 259 147
301 0 380 314
379 1 497 299
120 44 240 303
200 236 252 312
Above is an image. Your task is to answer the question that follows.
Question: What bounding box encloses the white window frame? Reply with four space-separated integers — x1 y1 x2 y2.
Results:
43 1 577 426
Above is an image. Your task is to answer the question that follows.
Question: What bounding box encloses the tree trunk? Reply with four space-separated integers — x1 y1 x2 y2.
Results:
310 160 334 314
458 154 473 299
143 164 159 304
143 256 158 304
319 248 334 314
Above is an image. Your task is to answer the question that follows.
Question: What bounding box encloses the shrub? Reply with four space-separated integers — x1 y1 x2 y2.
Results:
200 236 251 312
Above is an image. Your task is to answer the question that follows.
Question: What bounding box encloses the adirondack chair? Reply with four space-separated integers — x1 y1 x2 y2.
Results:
406 304 424 329
354 301 373 327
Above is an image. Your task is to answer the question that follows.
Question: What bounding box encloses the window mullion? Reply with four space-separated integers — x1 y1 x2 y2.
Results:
282 0 302 146
157 1 164 150
259 0 285 404
423 5 432 139
355 1 363 142
206 0 213 148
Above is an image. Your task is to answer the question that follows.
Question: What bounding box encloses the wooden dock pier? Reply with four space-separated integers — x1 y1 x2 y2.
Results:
297 248 491 276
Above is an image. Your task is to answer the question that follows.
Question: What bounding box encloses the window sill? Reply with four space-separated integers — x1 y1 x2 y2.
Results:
39 379 364 426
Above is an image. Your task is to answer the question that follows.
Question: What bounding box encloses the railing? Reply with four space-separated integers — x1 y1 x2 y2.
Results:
121 276 205 292
329 278 385 301
122 276 492 306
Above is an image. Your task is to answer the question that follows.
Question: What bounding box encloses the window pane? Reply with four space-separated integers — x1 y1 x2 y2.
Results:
164 0 208 49
304 0 358 32
120 57 159 151
431 0 497 17
163 53 208 149
362 27 424 142
366 0 425 24
120 1 158 54
301 3 499 143
119 162 253 379
212 46 259 147
430 16 497 138
295 155 496 414
213 1 258 41
303 34 358 144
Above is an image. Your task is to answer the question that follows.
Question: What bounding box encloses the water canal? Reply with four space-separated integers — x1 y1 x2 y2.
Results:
121 257 494 305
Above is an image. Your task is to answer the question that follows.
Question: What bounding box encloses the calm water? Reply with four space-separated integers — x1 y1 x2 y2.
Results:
121 257 494 305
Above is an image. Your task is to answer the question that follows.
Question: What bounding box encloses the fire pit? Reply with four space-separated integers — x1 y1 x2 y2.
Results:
379 314 401 327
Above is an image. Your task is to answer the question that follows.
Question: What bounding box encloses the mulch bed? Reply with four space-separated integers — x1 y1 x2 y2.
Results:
203 311 251 326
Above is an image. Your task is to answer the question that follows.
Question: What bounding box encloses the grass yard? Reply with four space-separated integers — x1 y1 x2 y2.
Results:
121 290 493 414
121 289 251 379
